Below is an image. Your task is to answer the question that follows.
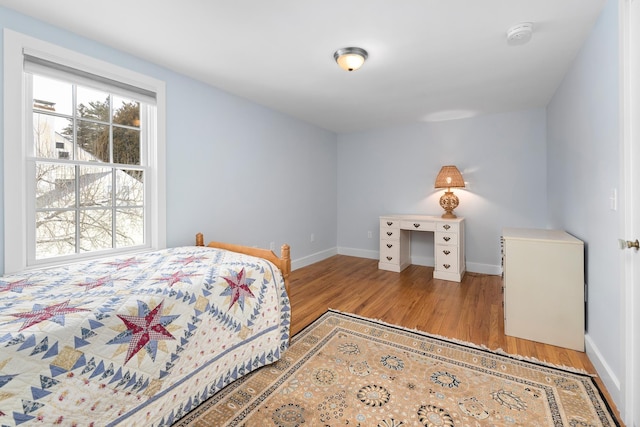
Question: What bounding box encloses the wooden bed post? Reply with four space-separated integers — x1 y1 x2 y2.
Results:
280 244 291 296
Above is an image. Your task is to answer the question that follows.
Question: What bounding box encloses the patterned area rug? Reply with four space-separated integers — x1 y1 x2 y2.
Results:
176 310 618 426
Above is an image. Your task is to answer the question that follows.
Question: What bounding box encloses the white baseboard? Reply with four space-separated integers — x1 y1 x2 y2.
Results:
585 333 621 407
292 247 337 271
300 248 502 277
337 247 378 259
467 261 502 276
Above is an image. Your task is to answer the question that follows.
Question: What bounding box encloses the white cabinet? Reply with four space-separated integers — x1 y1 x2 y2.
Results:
379 215 465 282
502 228 585 351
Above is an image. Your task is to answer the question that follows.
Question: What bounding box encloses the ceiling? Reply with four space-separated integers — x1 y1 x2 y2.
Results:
0 0 606 133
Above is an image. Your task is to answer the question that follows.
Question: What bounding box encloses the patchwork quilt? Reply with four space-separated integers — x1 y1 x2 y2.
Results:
0 246 290 426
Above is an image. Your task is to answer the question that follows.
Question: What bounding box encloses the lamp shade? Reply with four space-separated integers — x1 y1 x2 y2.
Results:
434 165 465 189
334 47 368 72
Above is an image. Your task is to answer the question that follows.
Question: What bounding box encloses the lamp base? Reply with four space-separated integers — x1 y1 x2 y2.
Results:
439 191 459 219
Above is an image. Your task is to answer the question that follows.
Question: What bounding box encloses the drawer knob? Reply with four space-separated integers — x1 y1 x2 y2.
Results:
443 250 450 255
443 236 451 242
386 256 393 261
387 221 393 226
387 232 393 236
443 264 451 269
386 243 393 248
413 223 420 228
443 224 451 230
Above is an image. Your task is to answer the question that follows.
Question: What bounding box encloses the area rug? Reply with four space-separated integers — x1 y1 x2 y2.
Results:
176 310 619 426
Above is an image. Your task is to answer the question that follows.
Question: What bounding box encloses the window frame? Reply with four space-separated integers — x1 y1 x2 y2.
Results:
4 29 166 274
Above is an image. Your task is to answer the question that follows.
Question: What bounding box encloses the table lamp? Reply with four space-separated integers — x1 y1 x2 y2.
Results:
434 165 465 218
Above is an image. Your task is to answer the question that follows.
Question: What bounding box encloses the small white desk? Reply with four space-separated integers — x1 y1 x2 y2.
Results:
378 215 465 282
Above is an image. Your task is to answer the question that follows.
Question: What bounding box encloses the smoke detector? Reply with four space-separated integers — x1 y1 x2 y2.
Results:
507 22 533 45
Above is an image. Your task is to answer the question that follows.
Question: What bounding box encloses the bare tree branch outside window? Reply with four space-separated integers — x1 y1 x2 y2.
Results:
32 75 144 260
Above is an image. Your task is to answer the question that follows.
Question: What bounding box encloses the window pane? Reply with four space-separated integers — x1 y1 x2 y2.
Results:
113 96 140 127
79 209 112 252
116 169 143 206
36 163 76 208
77 120 109 162
116 208 144 248
32 74 73 116
79 166 112 207
76 87 110 121
113 126 140 165
36 210 76 258
33 114 73 159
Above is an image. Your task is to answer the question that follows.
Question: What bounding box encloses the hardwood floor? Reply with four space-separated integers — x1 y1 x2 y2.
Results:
287 254 624 425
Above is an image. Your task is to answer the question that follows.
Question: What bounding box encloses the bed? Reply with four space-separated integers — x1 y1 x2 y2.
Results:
0 234 291 426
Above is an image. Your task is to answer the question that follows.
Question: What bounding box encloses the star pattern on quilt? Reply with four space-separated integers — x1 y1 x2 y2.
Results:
175 255 208 265
108 300 178 364
221 268 255 311
153 271 201 287
10 300 89 331
0 246 290 426
105 257 142 270
0 279 34 293
76 276 114 291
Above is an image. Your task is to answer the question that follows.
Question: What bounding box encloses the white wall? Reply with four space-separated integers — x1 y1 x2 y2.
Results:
337 109 548 274
547 0 622 406
0 7 338 274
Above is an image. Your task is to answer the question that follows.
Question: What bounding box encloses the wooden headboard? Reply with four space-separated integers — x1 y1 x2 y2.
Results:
195 233 291 296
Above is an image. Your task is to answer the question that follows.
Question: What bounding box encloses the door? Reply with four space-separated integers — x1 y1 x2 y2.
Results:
623 0 640 425
631 1 640 420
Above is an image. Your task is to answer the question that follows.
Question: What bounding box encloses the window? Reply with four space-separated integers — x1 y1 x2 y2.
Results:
4 30 166 273
29 70 148 260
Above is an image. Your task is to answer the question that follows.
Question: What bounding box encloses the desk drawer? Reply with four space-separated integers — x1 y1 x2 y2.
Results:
380 243 400 264
435 245 459 272
380 240 399 253
381 229 400 240
380 219 400 230
436 222 460 233
400 220 435 232
436 231 457 245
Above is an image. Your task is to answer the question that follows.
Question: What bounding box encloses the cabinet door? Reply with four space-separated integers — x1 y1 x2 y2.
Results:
503 238 584 351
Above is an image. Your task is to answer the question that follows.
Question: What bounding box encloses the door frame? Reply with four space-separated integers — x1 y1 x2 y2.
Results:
621 0 639 425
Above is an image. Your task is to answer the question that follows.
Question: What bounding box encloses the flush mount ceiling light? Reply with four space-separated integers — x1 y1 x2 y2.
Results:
333 47 368 72
507 22 533 45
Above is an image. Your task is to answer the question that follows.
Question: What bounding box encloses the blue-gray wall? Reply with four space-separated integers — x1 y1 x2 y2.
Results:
547 0 622 403
0 7 338 272
337 109 548 274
